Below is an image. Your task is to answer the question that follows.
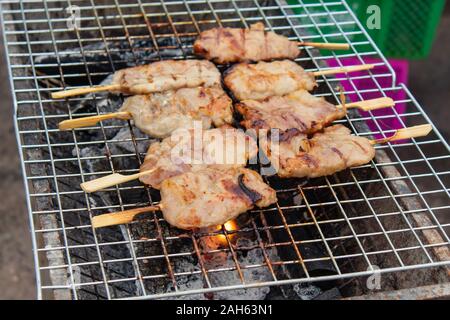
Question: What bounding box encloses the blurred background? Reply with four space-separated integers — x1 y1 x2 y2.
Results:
0 1 448 299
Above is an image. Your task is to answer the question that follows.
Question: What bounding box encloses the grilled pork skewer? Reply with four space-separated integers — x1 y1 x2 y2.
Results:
224 60 374 100
51 60 221 99
81 127 258 192
237 90 395 134
194 22 349 64
264 124 432 179
58 86 233 138
91 167 277 230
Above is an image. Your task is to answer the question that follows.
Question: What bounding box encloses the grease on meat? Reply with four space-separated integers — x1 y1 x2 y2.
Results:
266 125 375 178
224 60 316 101
119 86 233 138
160 167 277 229
139 127 258 189
193 22 300 64
111 59 221 94
237 90 345 134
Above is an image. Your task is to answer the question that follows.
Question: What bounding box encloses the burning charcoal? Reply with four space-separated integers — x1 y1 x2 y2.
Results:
34 38 193 86
109 127 151 155
70 75 121 112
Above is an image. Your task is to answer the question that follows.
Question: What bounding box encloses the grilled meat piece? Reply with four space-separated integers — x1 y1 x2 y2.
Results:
119 86 233 138
224 60 316 100
160 167 277 229
266 125 375 178
111 59 221 94
193 22 300 64
139 127 258 189
236 90 345 134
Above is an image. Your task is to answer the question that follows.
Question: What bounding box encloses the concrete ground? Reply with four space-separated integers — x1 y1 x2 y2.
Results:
409 6 450 143
0 4 448 299
0 34 35 299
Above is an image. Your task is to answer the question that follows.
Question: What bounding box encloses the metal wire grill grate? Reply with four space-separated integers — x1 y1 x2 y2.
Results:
1 0 449 300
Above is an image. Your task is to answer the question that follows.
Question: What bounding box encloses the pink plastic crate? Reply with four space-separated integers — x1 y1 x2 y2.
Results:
326 57 408 139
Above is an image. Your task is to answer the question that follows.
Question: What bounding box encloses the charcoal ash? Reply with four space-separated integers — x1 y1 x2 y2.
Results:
165 235 280 300
69 75 119 113
293 283 322 300
35 37 193 86
111 127 149 155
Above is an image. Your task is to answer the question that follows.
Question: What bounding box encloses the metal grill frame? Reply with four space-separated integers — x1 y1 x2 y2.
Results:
1 0 449 300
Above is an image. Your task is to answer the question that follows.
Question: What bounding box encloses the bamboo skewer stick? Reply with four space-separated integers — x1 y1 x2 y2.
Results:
91 206 162 228
338 97 395 112
297 41 350 50
51 64 375 99
370 124 432 145
58 111 132 130
51 84 121 99
81 123 430 194
335 86 395 112
80 168 157 193
58 96 395 131
339 87 347 114
90 124 432 229
312 64 374 77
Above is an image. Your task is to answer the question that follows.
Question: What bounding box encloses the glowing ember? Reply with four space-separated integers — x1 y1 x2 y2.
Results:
224 220 238 232
200 219 240 252
216 220 238 246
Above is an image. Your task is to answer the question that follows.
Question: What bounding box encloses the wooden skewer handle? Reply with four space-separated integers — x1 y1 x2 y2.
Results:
92 206 161 228
59 112 132 130
344 97 395 111
80 169 155 193
313 64 375 77
299 41 350 50
371 124 432 145
51 84 121 99
385 124 432 142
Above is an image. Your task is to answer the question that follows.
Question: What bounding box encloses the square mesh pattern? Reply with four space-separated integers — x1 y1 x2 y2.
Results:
1 0 449 299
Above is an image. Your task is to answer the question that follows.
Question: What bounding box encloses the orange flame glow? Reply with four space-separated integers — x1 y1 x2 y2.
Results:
216 220 238 246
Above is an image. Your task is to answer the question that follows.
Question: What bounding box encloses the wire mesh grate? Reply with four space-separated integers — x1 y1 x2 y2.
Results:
1 0 449 300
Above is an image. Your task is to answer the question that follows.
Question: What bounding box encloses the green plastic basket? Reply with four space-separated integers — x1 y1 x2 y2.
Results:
287 0 446 59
